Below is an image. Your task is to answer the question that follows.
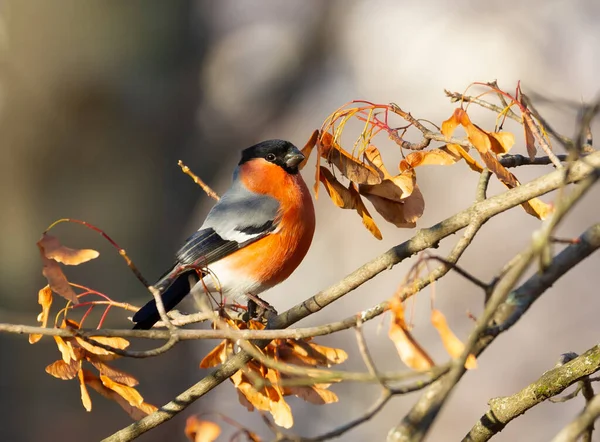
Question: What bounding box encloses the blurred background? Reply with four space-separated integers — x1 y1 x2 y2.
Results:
1 1 599 441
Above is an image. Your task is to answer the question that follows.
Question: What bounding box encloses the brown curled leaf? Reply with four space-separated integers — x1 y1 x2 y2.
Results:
38 233 99 265
38 243 78 304
318 132 383 185
319 167 382 239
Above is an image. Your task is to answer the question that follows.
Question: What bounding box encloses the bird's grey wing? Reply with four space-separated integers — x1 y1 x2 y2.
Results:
175 172 280 267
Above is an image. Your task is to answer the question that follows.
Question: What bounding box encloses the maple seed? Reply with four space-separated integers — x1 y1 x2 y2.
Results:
199 319 345 429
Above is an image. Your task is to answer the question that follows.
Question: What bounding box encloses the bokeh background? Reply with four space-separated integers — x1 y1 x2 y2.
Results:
1 1 599 441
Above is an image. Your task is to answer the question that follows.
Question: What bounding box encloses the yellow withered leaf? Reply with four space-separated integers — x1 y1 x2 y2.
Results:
78 368 92 412
430 309 477 370
100 375 144 407
388 298 435 371
185 416 221 442
29 285 53 344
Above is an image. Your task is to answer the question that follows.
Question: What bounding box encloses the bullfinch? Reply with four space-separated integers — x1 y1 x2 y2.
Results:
132 140 316 329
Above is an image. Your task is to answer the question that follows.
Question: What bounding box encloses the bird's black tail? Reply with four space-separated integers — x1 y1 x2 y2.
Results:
132 269 199 330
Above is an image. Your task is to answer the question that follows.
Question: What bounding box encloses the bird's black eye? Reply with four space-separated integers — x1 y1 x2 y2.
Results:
265 153 276 162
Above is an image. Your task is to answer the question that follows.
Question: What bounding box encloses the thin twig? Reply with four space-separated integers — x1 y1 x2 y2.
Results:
178 160 220 201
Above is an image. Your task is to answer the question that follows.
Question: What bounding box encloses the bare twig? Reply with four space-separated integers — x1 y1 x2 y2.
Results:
178 160 221 201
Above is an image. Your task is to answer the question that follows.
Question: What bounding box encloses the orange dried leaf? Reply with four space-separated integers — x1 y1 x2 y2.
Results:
298 129 319 170
522 197 553 219
185 416 221 442
54 335 77 363
319 166 350 208
88 359 139 386
232 372 270 412
269 397 294 429
29 285 53 344
285 385 338 405
100 375 144 407
319 167 382 239
306 342 349 366
45 359 80 380
388 298 434 371
38 233 99 265
478 151 553 219
319 132 382 185
445 144 484 172
83 370 156 420
78 368 92 412
430 309 477 370
199 340 230 368
441 109 462 139
362 185 424 228
75 336 129 356
488 131 515 155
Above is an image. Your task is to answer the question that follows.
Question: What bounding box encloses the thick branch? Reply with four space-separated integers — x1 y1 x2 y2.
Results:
464 345 600 442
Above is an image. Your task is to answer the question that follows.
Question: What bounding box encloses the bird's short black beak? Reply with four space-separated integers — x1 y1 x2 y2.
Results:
284 147 305 168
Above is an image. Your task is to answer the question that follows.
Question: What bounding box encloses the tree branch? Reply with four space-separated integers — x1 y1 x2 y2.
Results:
463 346 600 442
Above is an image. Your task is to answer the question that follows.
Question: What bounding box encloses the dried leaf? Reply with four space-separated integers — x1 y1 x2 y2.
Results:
362 185 424 228
284 385 338 405
88 359 139 386
45 359 80 380
445 144 484 173
388 298 434 371
100 375 143 407
269 396 294 429
75 336 130 356
199 340 230 368
488 131 515 155
430 309 477 370
78 368 92 412
298 129 319 170
38 233 100 265
278 341 348 368
54 336 77 363
185 416 221 442
29 285 53 344
232 371 270 411
319 132 382 185
83 370 156 420
38 242 78 304
441 109 461 139
319 167 382 239
521 107 538 160
478 151 553 219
